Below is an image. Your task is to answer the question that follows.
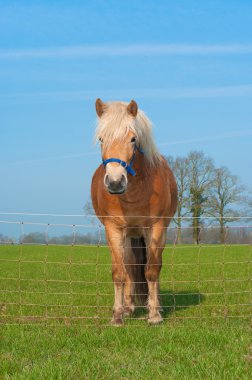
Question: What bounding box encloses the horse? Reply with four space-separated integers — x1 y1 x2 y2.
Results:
91 99 177 325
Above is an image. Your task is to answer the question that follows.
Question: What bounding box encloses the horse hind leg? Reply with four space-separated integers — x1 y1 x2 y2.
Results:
124 237 149 316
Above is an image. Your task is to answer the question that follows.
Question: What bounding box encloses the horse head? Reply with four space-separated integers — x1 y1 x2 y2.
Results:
95 98 140 194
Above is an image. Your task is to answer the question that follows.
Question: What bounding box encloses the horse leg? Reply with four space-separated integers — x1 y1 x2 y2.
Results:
124 238 135 316
145 223 167 325
105 224 126 325
124 273 135 316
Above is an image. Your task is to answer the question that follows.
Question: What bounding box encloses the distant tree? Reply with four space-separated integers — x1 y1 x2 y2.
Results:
190 189 208 244
206 166 245 243
187 151 214 244
83 197 97 226
84 197 95 215
22 232 45 244
243 189 252 215
166 155 190 244
21 231 106 245
248 197 252 210
0 234 15 244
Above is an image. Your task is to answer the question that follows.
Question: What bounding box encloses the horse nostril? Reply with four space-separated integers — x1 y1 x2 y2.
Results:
121 174 127 187
104 174 110 187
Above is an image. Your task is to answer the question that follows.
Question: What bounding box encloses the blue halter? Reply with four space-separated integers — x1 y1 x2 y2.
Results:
102 145 144 176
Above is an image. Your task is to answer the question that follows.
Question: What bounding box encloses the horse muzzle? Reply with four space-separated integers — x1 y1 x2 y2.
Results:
104 173 127 194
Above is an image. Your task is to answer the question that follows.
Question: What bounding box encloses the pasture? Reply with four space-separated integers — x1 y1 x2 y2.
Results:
1 244 251 379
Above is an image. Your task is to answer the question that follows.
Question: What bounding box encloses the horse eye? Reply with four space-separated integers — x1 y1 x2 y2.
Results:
131 137 136 143
99 137 103 143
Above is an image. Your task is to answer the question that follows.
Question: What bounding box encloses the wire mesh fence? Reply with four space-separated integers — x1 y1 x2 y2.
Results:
0 214 251 327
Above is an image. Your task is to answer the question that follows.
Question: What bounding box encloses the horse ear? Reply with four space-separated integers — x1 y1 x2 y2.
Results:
95 98 106 117
127 100 138 117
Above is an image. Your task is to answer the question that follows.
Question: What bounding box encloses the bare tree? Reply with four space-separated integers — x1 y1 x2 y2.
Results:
187 151 214 244
83 197 97 225
207 167 245 243
0 234 15 244
243 189 252 215
166 155 190 244
84 197 95 215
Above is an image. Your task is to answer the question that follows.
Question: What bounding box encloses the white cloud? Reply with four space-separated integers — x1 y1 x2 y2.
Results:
0 151 99 166
2 129 252 167
1 84 252 104
158 130 252 147
1 44 252 59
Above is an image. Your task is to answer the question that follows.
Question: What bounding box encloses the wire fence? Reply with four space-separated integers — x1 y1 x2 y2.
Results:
0 214 251 327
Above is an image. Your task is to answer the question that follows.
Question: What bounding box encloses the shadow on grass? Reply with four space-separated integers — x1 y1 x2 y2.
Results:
133 289 205 319
161 289 205 318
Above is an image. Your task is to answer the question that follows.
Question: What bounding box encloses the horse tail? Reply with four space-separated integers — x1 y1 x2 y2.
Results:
130 237 148 305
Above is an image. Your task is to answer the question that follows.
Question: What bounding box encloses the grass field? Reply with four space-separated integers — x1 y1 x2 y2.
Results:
1 244 252 379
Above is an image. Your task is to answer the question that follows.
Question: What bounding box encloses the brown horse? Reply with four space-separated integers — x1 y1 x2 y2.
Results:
91 99 177 325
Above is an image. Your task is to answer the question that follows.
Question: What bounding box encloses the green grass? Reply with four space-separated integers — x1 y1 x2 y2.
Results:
1 244 251 379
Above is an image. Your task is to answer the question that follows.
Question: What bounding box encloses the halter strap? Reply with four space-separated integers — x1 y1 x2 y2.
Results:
102 145 144 176
102 157 136 176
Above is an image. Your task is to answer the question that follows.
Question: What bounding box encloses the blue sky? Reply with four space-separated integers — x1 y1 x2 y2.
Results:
1 0 252 223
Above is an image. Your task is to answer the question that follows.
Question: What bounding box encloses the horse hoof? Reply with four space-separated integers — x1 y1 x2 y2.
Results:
148 314 163 325
124 306 135 316
111 317 124 326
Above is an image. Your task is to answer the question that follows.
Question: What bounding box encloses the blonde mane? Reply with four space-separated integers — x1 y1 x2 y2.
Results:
95 101 162 165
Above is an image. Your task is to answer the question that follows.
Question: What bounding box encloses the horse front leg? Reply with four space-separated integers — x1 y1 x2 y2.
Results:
145 223 167 325
124 237 135 316
105 224 126 325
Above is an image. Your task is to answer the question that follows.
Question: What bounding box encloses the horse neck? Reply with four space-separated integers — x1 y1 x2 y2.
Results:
131 150 152 179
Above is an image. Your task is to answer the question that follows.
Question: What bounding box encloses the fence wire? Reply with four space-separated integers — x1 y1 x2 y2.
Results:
0 215 251 327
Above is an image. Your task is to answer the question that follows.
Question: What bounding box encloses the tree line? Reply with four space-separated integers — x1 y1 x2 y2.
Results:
0 231 106 245
1 227 251 245
166 150 251 244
